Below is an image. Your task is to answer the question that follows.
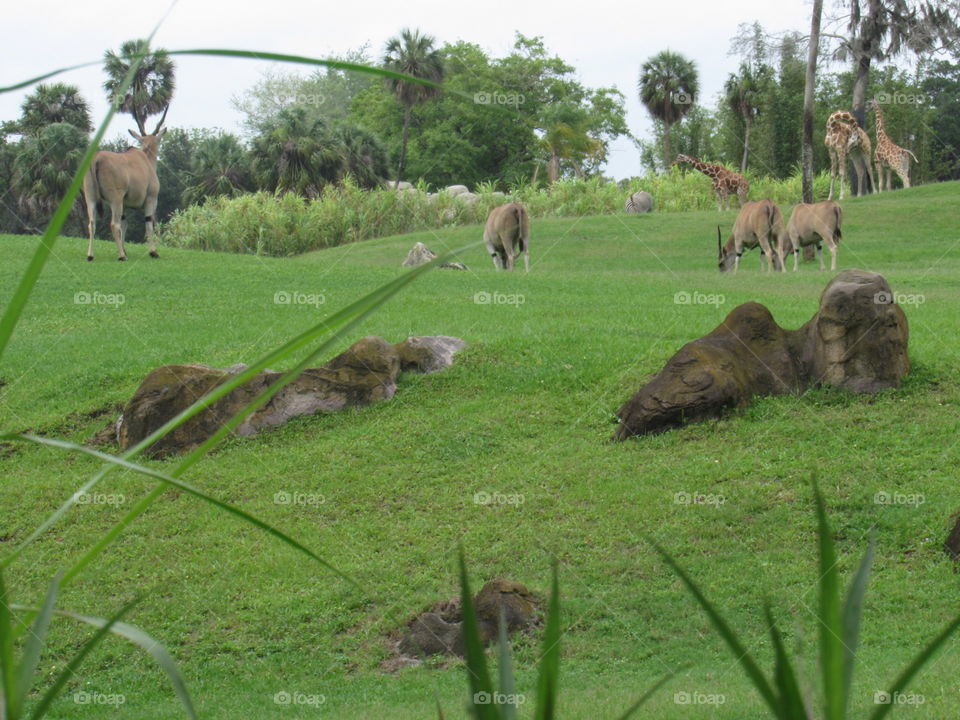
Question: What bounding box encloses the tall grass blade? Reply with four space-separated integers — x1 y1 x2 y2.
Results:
813 481 843 720
458 549 498 720
12 575 61 716
27 599 142 720
533 561 561 720
497 609 518 720
611 671 678 720
841 536 874 716
868 613 960 720
651 540 779 714
0 570 16 720
0 434 356 588
764 603 807 720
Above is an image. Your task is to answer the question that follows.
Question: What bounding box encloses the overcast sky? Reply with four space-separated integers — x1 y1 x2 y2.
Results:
2 0 825 180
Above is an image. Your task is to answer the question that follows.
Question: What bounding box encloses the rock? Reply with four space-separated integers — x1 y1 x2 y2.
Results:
474 579 537 640
439 262 469 271
456 192 479 205
625 190 653 213
489 191 506 198
445 184 469 196
945 516 960 563
402 242 437 267
394 336 467 374
116 336 465 456
614 270 909 439
398 612 464 657
385 180 414 191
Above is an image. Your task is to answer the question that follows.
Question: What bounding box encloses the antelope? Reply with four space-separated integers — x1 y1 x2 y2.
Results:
82 107 167 261
781 201 842 271
483 202 530 271
717 199 785 273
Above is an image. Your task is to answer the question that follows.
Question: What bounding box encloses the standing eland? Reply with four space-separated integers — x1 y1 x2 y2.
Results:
82 107 167 261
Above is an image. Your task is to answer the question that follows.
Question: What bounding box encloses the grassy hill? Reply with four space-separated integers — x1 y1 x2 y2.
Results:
1 182 959 719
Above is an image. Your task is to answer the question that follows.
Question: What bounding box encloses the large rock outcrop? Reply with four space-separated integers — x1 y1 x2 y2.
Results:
114 336 466 456
614 270 909 439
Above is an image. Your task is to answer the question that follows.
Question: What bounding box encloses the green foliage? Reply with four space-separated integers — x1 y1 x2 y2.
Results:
13 83 92 137
638 50 700 166
102 39 175 132
182 131 253 206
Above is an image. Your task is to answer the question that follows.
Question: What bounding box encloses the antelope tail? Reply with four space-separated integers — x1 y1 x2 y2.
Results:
834 204 843 243
93 160 104 217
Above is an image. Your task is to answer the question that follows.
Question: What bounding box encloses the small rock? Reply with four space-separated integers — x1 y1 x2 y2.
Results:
439 262 468 271
946 517 960 563
445 184 469 196
402 242 437 267
395 336 467 374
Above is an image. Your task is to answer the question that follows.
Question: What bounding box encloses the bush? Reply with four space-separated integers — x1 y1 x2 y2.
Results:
160 171 837 256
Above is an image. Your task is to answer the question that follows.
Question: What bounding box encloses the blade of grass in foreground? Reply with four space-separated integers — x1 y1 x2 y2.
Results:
459 548 498 720
12 575 61 717
650 539 780 715
497 608 518 720
841 536 874 716
1 569 17 719
813 481 844 720
533 561 561 720
764 603 807 720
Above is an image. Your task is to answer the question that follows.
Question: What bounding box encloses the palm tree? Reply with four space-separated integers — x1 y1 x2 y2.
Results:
182 133 253 206
11 123 88 232
251 106 341 198
17 83 92 136
724 64 766 172
539 103 602 183
335 124 389 189
103 39 176 133
382 28 444 189
638 51 699 169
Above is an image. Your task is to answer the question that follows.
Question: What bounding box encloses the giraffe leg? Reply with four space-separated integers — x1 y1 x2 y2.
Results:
828 152 837 201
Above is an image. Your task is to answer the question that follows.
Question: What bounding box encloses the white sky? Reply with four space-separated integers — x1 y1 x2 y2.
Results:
1 0 823 180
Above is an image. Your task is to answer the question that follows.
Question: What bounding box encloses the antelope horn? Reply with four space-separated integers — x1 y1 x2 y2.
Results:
133 104 147 136
153 105 169 134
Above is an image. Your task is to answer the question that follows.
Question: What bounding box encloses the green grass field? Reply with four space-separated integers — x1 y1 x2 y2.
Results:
1 182 959 719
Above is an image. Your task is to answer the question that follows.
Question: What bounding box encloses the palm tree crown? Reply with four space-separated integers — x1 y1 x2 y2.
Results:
638 51 699 169
103 39 176 134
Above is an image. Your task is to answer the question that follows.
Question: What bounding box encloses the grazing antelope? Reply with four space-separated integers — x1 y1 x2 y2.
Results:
717 199 785 273
483 202 530 271
782 201 842 271
82 107 167 261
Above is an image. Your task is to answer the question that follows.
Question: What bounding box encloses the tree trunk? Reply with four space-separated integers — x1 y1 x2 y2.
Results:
801 0 823 205
741 117 752 172
394 105 412 190
662 121 672 171
848 0 880 195
547 150 560 184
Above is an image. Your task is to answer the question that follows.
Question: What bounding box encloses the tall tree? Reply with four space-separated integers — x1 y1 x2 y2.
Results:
803 0 825 203
382 28 444 189
724 64 767 171
16 83 92 136
250 106 341 197
638 51 699 169
182 133 253 206
103 39 176 133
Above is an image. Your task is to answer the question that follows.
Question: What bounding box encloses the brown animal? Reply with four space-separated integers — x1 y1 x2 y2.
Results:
717 199 785 273
483 202 530 271
82 108 167 261
825 110 858 200
782 201 842 271
674 154 749 211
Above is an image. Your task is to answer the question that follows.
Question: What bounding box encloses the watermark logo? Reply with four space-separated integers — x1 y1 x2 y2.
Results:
473 91 525 107
874 690 925 705
474 490 524 507
73 491 126 506
674 290 725 307
473 691 526 706
74 691 125 706
274 491 326 507
74 290 125 307
671 91 695 105
274 290 326 308
674 691 726 706
275 92 326 106
273 690 326 706
875 92 927 106
874 491 925 507
674 491 726 508
473 291 525 307
873 291 925 306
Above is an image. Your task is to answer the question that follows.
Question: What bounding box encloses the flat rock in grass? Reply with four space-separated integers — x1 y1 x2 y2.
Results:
439 262 469 271
614 270 909 439
115 335 465 457
396 579 538 662
401 242 437 267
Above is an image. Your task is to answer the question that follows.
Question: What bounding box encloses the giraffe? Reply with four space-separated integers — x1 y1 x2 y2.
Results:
845 122 877 197
673 154 749 211
868 99 918 192
825 110 860 200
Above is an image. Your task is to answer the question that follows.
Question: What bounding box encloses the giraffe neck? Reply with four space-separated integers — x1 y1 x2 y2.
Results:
874 107 887 140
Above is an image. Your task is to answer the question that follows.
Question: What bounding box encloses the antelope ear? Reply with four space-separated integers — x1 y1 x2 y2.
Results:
128 129 143 142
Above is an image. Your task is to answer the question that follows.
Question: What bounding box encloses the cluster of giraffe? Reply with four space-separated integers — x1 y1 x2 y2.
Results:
673 98 918 211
